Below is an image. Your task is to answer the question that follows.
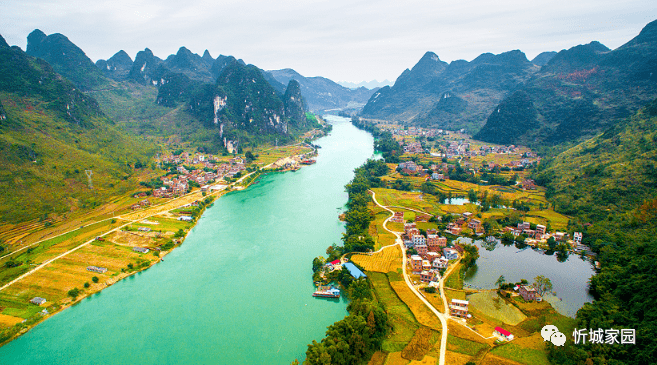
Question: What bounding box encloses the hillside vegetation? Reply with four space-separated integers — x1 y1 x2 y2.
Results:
534 99 657 364
475 20 657 147
0 43 154 224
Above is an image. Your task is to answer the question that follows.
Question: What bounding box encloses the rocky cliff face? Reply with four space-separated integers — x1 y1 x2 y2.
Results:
95 50 133 81
128 48 164 85
283 80 307 127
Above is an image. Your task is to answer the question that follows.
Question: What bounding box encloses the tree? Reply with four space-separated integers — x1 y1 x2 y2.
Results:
496 275 506 289
468 189 478 203
534 275 553 296
92 276 99 283
547 237 557 250
68 288 80 298
312 256 326 272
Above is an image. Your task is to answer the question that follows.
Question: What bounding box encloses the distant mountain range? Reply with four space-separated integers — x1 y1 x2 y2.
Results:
474 19 657 146
360 50 540 132
361 19 657 148
337 80 393 89
265 68 377 112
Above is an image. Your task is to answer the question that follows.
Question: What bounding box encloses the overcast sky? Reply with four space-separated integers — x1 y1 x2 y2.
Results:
2 1 656 84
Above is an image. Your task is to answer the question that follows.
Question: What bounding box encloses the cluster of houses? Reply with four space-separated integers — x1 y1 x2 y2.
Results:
401 142 426 154
387 126 450 137
148 156 246 199
399 222 462 283
500 221 583 248
129 197 152 210
446 211 484 236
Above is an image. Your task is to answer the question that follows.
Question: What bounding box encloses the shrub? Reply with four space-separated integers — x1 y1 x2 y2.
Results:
68 288 80 298
83 282 90 288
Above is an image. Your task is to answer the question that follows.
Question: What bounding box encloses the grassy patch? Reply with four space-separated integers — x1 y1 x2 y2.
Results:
444 264 463 290
489 342 551 365
447 335 490 356
369 272 419 352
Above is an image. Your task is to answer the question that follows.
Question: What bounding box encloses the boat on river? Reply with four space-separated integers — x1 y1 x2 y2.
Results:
313 285 340 298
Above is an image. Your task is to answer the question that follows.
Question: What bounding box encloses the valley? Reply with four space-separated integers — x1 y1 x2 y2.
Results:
1 15 657 365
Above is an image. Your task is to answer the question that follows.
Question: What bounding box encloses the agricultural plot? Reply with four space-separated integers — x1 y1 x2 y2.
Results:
351 245 402 273
389 281 442 331
489 342 551 365
369 272 419 353
447 334 490 356
371 188 438 214
383 352 410 365
401 327 440 361
445 350 476 365
467 291 527 326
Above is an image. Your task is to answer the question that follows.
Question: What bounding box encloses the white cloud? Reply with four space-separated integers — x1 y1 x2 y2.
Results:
1 0 656 82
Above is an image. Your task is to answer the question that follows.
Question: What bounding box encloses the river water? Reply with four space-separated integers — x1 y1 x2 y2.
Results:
0 116 374 364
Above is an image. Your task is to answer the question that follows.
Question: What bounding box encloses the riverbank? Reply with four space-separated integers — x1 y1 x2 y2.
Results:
0 115 373 364
0 144 316 348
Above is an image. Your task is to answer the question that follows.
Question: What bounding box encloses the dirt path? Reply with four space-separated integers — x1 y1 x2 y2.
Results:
0 152 304 293
369 190 448 365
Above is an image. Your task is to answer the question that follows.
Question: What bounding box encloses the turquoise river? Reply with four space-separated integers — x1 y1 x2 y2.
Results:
0 116 374 364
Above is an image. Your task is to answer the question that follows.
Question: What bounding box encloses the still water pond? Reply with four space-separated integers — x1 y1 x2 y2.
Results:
459 237 595 317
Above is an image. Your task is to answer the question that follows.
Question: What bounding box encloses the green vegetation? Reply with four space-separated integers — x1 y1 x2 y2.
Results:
303 278 389 365
532 99 657 364
0 45 155 223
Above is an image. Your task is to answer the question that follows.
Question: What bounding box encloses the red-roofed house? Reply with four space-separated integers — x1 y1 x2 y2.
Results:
494 327 514 341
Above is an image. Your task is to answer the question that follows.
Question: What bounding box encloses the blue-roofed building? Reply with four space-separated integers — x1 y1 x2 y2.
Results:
344 262 367 279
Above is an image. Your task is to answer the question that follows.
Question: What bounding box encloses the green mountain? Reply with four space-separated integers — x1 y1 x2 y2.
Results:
475 19 657 146
128 48 164 85
361 50 538 132
26 29 108 91
283 79 307 127
162 46 214 82
0 41 153 223
531 51 557 66
266 68 376 112
534 99 657 365
95 50 133 81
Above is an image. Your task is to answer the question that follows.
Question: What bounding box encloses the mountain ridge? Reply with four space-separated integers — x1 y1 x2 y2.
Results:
474 19 657 147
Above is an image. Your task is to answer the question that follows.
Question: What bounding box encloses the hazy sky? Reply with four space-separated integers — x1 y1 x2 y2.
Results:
2 1 656 83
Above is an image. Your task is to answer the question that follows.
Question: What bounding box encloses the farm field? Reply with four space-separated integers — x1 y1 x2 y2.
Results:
351 245 403 273
467 291 527 326
369 272 419 353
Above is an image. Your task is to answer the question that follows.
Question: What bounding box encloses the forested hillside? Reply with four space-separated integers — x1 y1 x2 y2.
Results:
0 41 154 223
534 99 657 364
360 50 538 132
475 20 657 147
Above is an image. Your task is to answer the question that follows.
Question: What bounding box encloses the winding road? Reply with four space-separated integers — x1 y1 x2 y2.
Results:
369 190 449 365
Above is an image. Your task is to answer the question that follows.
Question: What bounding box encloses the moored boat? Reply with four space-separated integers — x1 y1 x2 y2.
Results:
313 285 340 298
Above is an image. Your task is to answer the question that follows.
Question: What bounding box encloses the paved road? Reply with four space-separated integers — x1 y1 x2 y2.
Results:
370 190 448 365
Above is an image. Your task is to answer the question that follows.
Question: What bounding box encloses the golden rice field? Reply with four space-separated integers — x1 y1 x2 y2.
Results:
401 327 438 361
351 245 403 273
389 281 442 331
